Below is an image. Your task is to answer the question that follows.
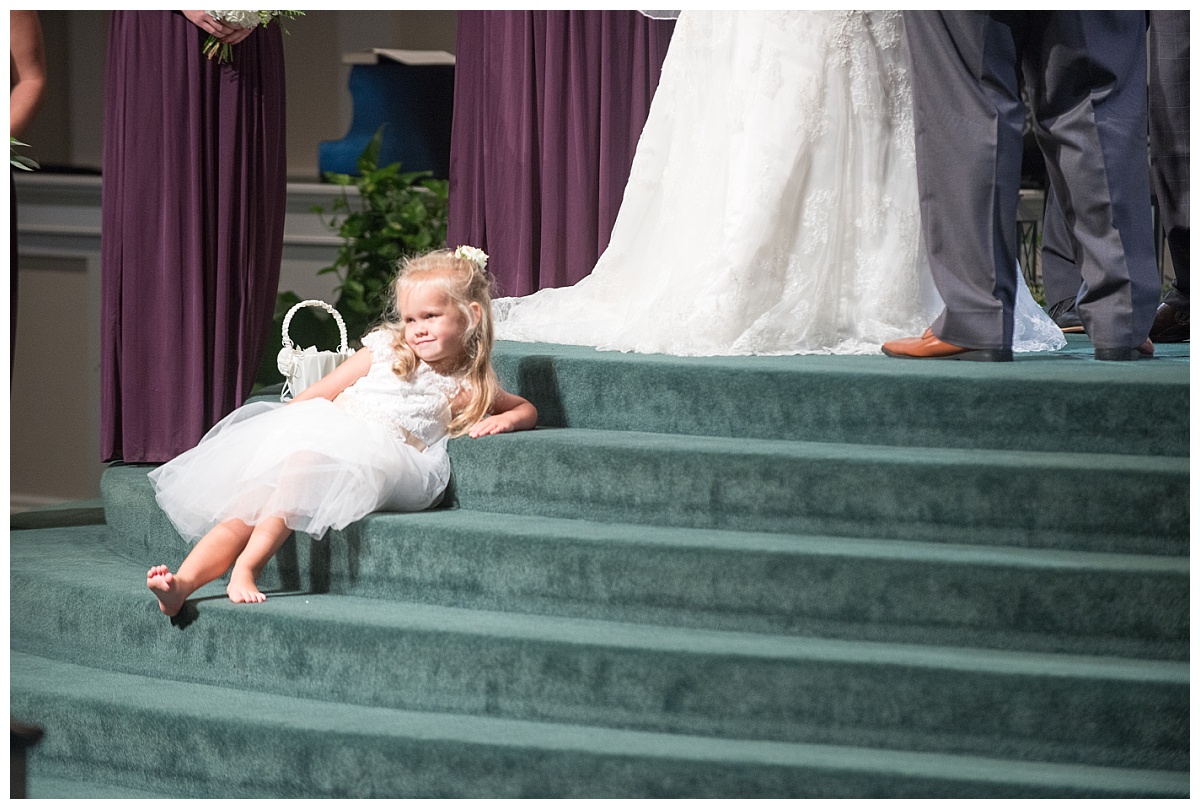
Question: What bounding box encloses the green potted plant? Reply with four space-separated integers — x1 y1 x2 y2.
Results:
10 137 39 171
255 127 449 391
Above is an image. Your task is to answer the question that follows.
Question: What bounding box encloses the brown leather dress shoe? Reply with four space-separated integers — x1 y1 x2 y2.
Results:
881 328 1013 362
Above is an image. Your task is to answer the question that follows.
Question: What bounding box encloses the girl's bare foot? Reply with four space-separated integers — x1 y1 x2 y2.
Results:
226 569 267 604
147 565 187 617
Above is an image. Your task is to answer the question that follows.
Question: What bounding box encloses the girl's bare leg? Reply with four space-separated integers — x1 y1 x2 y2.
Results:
226 516 294 604
147 519 254 617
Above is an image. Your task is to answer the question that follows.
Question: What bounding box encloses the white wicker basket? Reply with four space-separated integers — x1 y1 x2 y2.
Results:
275 299 357 401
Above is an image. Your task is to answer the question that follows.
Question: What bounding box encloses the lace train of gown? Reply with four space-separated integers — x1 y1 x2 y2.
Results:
494 11 1065 356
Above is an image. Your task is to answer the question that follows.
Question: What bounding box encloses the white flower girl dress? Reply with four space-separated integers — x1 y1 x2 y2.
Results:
149 330 460 540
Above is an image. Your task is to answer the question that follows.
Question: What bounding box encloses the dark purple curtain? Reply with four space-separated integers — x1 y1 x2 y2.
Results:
101 11 286 463
448 11 676 298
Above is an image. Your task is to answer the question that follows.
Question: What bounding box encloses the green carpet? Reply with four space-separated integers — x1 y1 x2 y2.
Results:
12 527 1187 773
445 429 1187 553
490 335 1190 455
95 471 1188 659
11 337 1190 797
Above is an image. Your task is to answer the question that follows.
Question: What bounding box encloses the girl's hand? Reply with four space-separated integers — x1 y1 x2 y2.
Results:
467 389 538 438
468 414 519 438
182 11 254 44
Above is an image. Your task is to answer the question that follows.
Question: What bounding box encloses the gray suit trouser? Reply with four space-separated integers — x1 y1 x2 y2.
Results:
1042 10 1190 310
904 11 1160 350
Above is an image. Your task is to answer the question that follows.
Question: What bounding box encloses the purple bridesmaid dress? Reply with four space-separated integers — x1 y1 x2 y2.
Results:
447 11 676 298
101 11 286 463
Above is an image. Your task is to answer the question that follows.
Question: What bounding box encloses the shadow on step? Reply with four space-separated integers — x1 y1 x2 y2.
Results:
11 504 106 531
273 534 333 595
168 589 333 632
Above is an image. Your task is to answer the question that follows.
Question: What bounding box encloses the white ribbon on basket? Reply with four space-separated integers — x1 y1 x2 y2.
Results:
276 300 357 401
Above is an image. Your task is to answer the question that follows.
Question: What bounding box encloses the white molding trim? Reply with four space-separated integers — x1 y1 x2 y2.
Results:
13 172 347 302
10 493 75 514
13 173 356 251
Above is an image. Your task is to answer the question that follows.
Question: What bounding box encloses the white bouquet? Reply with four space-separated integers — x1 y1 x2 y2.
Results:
202 10 303 63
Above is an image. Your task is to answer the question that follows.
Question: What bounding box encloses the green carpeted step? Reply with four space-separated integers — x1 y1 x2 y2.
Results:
11 653 1187 798
15 342 1191 798
319 513 1189 661
85 478 1190 660
101 463 181 563
12 529 1187 772
24 776 166 799
491 341 1191 456
446 429 1188 554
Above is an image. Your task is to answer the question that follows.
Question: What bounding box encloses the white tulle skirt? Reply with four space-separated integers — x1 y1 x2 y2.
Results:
148 400 451 541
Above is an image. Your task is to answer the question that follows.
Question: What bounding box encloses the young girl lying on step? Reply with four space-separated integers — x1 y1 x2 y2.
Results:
146 246 537 617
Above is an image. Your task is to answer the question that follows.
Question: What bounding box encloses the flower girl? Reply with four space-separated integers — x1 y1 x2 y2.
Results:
146 246 536 616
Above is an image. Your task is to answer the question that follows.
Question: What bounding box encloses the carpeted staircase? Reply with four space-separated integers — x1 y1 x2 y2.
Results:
10 335 1190 798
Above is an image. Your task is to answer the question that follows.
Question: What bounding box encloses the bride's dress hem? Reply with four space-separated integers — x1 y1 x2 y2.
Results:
493 11 1065 359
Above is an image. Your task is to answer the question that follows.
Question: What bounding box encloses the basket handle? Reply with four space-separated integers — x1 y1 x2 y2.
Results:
281 299 351 354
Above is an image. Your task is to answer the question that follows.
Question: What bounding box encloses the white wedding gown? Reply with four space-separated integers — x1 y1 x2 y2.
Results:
494 11 1065 356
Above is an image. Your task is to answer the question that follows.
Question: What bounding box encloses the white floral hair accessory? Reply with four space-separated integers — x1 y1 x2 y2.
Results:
454 245 488 272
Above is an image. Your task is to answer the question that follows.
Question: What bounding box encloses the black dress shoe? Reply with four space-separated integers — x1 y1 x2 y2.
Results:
1148 300 1189 343
1047 297 1085 333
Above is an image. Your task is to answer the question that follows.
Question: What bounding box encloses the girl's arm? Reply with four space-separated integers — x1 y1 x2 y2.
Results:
468 389 538 438
289 348 372 403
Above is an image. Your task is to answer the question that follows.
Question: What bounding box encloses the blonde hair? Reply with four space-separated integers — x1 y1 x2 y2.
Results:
377 249 499 437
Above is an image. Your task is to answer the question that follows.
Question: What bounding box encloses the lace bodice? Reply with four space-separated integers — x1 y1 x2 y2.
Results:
335 330 463 447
